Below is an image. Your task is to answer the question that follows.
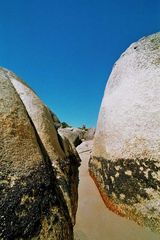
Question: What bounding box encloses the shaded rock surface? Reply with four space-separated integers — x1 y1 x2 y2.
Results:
58 127 84 147
0 67 80 240
89 33 160 233
74 141 159 240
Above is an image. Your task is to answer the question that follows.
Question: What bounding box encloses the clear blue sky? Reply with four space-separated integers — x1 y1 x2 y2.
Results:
0 1 159 127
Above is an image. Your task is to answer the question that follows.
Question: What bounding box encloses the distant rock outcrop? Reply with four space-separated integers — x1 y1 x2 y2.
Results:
83 128 95 141
58 127 84 148
89 33 160 233
58 127 95 148
0 67 80 240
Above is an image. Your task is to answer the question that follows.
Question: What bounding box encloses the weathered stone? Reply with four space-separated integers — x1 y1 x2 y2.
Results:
89 33 160 233
83 128 95 141
49 110 62 129
58 127 84 147
0 67 80 239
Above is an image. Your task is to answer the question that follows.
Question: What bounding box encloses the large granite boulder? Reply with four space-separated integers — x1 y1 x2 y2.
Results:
0 67 80 240
89 33 160 233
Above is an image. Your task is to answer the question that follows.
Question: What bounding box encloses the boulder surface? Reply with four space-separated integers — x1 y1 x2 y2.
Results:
0 67 80 240
58 127 84 147
89 33 160 233
83 128 95 141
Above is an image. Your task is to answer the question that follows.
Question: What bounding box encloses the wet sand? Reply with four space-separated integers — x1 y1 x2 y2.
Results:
74 140 160 240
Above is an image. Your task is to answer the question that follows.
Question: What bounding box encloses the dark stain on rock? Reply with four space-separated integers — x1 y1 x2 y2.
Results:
89 157 160 205
0 115 79 240
0 165 54 239
0 153 79 240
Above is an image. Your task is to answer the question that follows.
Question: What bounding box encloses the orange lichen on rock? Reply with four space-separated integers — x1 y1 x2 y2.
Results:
89 170 126 217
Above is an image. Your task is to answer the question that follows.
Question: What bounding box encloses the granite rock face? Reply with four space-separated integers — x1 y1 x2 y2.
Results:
89 33 160 233
83 128 95 141
0 67 80 240
49 110 62 129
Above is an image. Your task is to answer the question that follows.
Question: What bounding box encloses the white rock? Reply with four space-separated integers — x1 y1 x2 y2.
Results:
90 33 160 233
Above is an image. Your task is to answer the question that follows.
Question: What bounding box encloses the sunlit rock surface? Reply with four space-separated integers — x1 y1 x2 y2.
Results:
89 33 160 233
0 67 80 239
